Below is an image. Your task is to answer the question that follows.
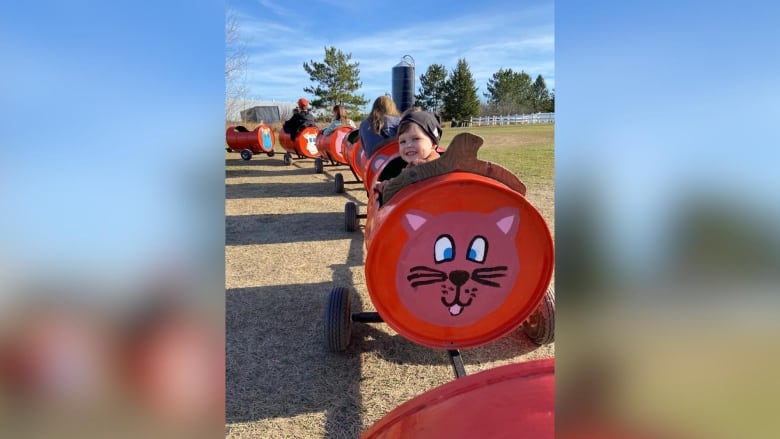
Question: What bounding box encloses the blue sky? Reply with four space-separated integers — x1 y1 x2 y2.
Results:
230 0 554 107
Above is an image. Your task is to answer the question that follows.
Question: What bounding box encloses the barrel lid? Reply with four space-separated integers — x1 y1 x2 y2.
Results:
360 359 554 439
365 173 554 349
295 126 321 158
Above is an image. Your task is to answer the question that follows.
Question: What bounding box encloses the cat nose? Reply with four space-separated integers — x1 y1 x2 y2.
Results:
448 270 470 287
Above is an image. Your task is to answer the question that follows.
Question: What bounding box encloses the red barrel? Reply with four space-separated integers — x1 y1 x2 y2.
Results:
364 172 554 349
360 358 554 439
278 126 321 159
225 125 276 154
362 140 401 192
315 126 352 164
342 129 367 181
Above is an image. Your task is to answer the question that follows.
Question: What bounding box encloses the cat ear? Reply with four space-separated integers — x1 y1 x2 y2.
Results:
492 207 520 236
402 210 431 232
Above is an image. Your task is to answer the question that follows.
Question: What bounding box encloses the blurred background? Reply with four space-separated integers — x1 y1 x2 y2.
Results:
0 1 225 438
556 2 780 438
1 1 779 439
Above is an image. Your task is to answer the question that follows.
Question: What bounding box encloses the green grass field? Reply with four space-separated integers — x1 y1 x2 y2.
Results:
440 124 554 190
231 121 554 198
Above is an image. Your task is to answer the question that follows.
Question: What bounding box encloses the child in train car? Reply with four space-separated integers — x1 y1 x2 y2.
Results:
282 98 318 140
321 104 356 136
359 95 401 158
372 109 445 195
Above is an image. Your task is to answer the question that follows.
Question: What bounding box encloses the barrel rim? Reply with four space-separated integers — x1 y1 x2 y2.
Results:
365 172 554 349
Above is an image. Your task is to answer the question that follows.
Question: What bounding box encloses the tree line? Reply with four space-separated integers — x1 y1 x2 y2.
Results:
301 47 553 123
224 32 554 121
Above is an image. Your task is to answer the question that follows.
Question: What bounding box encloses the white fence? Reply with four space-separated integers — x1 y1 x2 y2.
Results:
468 112 555 126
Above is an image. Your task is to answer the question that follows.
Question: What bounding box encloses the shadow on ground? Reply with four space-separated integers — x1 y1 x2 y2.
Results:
225 157 288 167
226 282 362 432
226 212 354 246
226 182 337 199
225 167 319 178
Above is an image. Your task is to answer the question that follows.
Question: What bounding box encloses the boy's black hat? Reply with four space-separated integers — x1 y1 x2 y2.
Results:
399 111 442 144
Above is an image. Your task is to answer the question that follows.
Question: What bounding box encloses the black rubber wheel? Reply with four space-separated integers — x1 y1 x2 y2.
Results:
324 286 352 352
344 202 358 232
335 173 345 193
283 153 292 165
240 149 252 161
314 157 324 173
522 287 555 345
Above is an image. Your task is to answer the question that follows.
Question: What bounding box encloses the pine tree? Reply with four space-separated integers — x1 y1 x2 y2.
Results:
484 68 534 115
442 58 480 122
303 46 369 112
415 64 448 114
533 74 552 112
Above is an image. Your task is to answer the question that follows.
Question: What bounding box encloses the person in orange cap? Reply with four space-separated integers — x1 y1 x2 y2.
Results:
283 97 317 140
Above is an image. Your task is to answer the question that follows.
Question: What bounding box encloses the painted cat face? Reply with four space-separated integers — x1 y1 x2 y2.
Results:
396 207 520 327
303 131 318 154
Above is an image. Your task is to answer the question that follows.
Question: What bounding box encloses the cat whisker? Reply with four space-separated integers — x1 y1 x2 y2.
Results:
408 266 447 287
472 266 507 274
407 273 448 282
409 266 446 275
410 278 446 287
471 276 502 288
473 273 506 279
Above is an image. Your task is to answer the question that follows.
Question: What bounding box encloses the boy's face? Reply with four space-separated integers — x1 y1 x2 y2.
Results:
398 123 436 163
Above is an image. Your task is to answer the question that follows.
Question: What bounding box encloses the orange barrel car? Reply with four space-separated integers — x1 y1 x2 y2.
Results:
342 137 447 230
326 132 555 355
341 138 401 229
277 126 320 165
360 358 554 439
313 125 352 174
225 125 276 161
333 129 368 194
360 139 402 193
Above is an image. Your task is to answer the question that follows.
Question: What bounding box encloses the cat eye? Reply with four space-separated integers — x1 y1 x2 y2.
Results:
434 235 455 263
467 236 487 263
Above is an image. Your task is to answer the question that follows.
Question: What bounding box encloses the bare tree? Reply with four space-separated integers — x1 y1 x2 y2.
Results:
225 4 248 122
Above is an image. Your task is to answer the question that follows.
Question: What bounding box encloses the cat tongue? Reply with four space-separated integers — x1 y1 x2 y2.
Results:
449 304 462 316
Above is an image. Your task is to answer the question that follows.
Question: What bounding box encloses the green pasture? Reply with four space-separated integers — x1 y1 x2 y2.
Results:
441 124 554 190
243 121 554 192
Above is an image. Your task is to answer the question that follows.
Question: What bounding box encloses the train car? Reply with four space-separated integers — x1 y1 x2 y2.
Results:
278 126 320 165
325 132 555 360
342 136 450 230
341 138 401 228
360 359 554 439
360 138 404 194
333 129 368 193
313 125 353 174
225 125 276 161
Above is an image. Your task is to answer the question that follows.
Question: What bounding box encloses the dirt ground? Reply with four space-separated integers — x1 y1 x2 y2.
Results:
225 149 554 438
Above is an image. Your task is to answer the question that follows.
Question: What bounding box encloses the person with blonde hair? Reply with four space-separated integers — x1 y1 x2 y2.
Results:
359 95 401 157
321 104 356 136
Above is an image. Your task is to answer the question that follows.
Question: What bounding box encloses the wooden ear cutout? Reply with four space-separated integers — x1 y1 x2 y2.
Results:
382 132 527 203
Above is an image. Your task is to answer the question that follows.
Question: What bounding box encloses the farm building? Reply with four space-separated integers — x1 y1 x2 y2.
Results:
226 100 297 123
